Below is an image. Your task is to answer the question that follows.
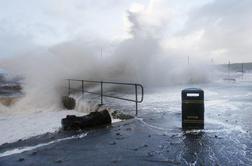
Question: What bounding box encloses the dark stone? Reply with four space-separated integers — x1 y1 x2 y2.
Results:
18 158 24 162
111 111 134 120
55 159 62 163
62 96 76 110
31 151 37 156
111 159 119 163
61 109 112 130
133 148 138 151
126 127 132 131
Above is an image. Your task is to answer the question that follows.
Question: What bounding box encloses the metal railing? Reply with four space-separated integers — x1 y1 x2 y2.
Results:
66 79 144 116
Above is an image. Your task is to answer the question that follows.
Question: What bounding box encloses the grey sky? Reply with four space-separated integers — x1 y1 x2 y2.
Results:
0 0 251 63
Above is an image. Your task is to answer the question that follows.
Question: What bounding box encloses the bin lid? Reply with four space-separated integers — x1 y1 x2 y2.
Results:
182 88 204 98
182 88 203 92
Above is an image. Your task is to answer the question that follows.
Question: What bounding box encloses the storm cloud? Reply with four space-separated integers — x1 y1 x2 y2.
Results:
0 0 251 63
163 0 252 63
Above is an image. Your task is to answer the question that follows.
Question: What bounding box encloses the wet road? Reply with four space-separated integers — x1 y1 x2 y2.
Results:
0 81 252 165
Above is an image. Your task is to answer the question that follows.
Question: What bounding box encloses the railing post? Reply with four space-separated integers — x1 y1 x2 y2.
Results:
82 80 84 97
68 79 71 96
101 81 103 105
135 84 138 116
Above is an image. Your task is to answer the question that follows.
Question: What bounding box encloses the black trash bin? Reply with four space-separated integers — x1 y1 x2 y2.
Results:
182 88 204 129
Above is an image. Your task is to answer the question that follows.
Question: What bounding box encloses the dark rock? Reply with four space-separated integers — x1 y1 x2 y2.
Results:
18 158 24 162
62 109 111 130
111 111 134 120
171 134 176 138
55 159 62 163
111 159 119 163
133 148 138 151
30 151 37 156
62 96 76 110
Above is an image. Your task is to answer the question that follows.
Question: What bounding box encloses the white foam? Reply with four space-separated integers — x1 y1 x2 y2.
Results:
206 118 247 134
0 133 87 158
0 109 86 145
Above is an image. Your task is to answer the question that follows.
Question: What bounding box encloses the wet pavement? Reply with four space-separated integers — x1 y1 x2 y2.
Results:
0 81 252 165
0 118 251 166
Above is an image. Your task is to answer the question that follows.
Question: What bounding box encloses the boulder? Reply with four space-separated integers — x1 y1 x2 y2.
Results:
62 96 76 110
111 110 134 120
62 109 111 130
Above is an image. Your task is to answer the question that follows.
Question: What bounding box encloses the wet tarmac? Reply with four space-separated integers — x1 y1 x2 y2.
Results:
0 118 251 166
0 81 252 165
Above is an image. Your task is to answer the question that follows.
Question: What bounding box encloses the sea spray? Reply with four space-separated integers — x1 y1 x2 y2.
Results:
0 2 215 112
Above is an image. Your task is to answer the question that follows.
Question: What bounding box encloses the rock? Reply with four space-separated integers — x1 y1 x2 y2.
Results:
18 158 25 162
111 159 119 163
31 151 37 156
111 110 134 120
171 134 176 138
55 159 62 163
62 96 76 110
62 109 112 130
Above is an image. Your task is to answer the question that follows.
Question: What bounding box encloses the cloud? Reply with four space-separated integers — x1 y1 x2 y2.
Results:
172 0 252 63
0 0 147 57
0 0 221 111
0 0 251 63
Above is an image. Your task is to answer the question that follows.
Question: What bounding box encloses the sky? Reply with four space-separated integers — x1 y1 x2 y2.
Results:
0 0 252 63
